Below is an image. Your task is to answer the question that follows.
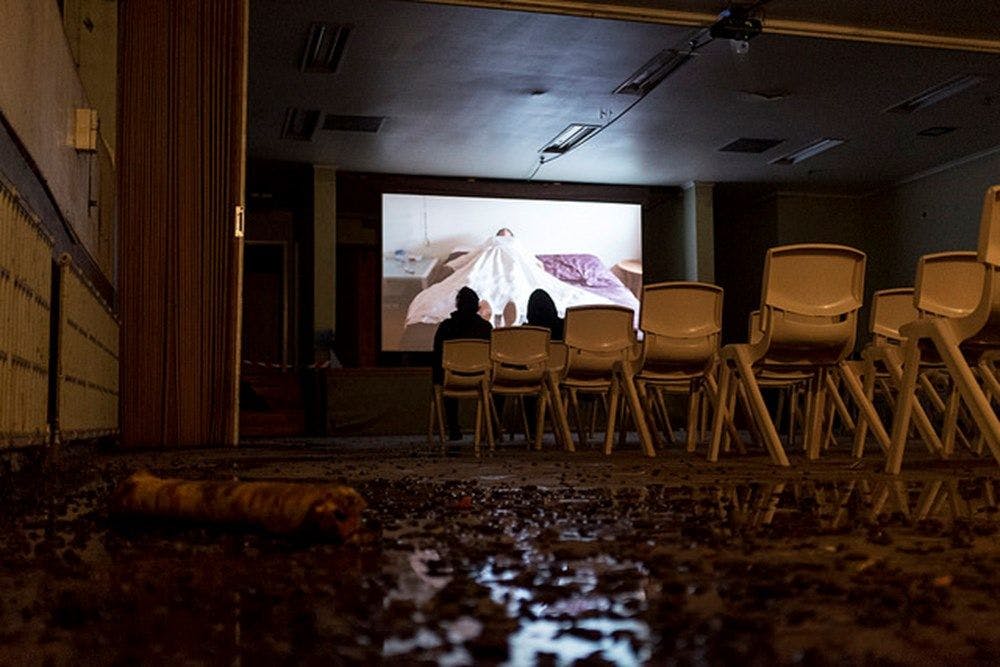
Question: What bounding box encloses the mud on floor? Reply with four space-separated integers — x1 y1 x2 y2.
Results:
1 438 1000 665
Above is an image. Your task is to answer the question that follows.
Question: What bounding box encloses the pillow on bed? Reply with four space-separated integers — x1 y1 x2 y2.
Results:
537 254 618 287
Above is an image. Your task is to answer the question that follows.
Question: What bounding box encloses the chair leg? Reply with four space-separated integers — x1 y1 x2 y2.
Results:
619 366 656 457
656 388 676 445
535 390 548 451
549 375 575 453
826 371 855 432
732 346 790 467
569 388 587 449
918 374 947 414
604 383 621 455
708 361 733 462
686 388 701 453
637 382 666 449
942 383 961 458
804 371 826 460
883 347 945 456
886 338 922 474
474 400 483 456
480 381 495 454
847 357 880 457
434 388 447 450
518 396 531 442
926 322 1000 465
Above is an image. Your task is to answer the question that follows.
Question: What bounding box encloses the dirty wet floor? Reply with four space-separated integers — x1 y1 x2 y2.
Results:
2 437 1000 665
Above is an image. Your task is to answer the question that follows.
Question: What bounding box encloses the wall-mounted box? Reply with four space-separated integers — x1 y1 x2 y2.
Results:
74 108 98 152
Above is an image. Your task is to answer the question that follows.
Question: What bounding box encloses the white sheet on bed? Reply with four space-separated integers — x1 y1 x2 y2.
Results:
404 235 621 326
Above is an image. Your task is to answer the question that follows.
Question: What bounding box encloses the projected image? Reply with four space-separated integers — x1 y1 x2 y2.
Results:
382 194 643 352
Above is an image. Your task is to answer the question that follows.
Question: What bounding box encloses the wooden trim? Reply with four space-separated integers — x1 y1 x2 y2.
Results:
411 0 1000 54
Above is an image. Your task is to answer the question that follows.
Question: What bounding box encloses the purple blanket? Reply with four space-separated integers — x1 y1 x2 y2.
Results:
537 254 638 310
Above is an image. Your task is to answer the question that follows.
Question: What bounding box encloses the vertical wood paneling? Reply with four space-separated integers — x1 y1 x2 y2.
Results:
0 181 54 447
119 0 247 447
56 255 119 440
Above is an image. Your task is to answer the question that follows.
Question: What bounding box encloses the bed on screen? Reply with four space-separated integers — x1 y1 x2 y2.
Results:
395 249 639 351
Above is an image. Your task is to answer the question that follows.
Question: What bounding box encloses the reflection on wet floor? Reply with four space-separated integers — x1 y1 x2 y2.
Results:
2 444 1000 665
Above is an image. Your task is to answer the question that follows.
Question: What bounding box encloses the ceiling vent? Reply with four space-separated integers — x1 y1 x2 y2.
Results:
323 114 385 133
719 138 784 154
539 124 602 154
885 75 983 114
771 138 844 165
613 49 695 96
917 125 958 137
280 108 320 141
300 22 351 73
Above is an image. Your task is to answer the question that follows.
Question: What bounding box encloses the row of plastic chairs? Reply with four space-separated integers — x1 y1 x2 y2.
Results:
709 184 1000 473
431 185 1000 471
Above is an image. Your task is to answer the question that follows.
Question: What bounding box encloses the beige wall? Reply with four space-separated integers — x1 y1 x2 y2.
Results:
0 0 99 258
883 149 1000 286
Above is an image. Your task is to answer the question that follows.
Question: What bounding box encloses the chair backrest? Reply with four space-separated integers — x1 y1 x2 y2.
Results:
761 244 866 317
548 342 568 374
490 326 549 385
870 288 917 343
638 282 722 372
913 251 984 319
441 339 490 388
757 244 866 365
949 186 1000 345
640 281 723 338
564 305 635 377
977 185 1000 267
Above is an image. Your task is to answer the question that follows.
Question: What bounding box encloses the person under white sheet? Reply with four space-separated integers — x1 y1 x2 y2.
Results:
404 228 617 327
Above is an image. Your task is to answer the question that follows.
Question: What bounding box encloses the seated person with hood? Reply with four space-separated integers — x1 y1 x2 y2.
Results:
432 286 493 440
526 288 564 340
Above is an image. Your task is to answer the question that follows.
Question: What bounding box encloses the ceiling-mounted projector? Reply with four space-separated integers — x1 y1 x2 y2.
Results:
709 6 763 42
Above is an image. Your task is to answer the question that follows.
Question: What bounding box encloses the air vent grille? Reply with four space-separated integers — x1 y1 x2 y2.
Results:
918 126 957 137
323 114 385 133
719 138 784 154
281 108 320 141
300 22 351 73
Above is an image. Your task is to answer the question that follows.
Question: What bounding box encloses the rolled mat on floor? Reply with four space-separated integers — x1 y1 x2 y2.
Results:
111 471 367 540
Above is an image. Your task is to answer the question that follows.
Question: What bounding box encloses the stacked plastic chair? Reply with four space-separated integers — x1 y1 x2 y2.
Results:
429 339 494 455
488 326 571 451
558 305 655 456
886 186 1000 473
632 282 724 453
708 244 871 466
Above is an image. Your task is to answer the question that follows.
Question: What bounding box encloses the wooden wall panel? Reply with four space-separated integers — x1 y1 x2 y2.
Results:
56 255 119 441
118 0 247 447
0 180 53 447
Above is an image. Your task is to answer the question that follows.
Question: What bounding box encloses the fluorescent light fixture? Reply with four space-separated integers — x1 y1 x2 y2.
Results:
300 22 351 73
540 124 602 154
613 49 694 96
771 138 844 165
885 75 983 114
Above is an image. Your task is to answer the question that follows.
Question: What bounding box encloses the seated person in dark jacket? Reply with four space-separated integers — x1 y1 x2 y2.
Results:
526 288 564 340
523 289 564 437
433 286 493 440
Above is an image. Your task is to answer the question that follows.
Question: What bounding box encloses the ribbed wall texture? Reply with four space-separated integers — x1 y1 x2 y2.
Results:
0 180 53 447
119 0 247 447
57 256 119 440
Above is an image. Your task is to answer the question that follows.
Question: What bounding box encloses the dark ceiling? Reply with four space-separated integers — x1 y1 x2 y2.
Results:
248 0 1000 188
